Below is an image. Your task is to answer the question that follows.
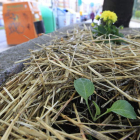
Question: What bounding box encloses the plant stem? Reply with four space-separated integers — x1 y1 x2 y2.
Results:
86 100 95 121
94 111 109 121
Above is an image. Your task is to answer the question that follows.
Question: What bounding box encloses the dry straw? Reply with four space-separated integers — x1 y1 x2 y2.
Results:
0 25 140 140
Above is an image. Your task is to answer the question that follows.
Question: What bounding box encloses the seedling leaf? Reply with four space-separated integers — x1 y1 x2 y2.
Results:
107 100 137 119
93 101 101 118
74 78 95 101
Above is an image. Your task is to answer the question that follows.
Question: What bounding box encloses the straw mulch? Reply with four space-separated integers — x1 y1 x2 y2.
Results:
0 26 140 140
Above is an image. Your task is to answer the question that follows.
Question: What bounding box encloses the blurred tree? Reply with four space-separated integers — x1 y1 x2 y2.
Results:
103 0 134 27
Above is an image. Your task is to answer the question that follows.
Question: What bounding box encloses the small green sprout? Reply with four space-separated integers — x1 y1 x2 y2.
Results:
74 78 95 121
74 78 137 121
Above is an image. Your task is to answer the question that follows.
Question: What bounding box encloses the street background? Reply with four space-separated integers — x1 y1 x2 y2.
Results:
0 20 140 53
0 0 140 53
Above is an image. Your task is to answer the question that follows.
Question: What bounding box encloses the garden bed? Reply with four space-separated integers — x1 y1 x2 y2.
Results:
0 26 140 140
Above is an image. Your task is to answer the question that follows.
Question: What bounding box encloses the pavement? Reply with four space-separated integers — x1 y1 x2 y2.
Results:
0 29 9 52
0 28 15 52
129 20 140 28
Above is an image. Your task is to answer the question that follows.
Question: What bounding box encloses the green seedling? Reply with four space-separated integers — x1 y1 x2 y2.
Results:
92 101 101 119
95 100 137 120
74 78 95 121
74 78 137 121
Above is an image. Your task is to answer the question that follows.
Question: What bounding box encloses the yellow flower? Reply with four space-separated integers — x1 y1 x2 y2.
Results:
95 15 100 20
101 11 117 23
91 22 94 27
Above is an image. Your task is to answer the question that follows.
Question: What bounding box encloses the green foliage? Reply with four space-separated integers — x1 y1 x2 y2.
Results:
98 25 107 34
74 78 137 122
92 101 101 119
91 11 124 44
74 78 95 102
74 78 95 121
135 10 140 18
107 100 137 119
92 24 124 44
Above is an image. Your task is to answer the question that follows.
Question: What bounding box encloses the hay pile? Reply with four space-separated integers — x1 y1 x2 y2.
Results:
0 26 140 140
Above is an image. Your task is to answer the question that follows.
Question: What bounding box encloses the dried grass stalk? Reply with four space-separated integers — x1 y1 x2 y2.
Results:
1 26 140 139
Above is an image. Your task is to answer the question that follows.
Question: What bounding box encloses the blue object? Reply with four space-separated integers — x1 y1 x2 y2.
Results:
57 8 65 13
78 0 82 6
90 2 94 7
56 7 71 28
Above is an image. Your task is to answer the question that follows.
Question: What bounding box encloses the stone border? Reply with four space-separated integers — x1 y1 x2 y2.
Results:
0 23 83 85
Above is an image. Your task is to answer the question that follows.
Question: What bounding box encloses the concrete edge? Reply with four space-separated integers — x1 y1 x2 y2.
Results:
0 63 24 86
0 23 85 86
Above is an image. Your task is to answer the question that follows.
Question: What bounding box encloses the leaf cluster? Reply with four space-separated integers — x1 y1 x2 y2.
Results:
92 23 124 44
74 78 137 121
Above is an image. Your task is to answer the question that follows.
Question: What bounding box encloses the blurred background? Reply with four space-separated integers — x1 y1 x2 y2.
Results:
0 0 140 52
0 0 104 29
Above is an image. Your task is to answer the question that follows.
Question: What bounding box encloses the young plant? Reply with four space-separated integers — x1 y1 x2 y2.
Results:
92 101 101 120
91 10 124 44
74 78 95 121
74 78 137 122
95 100 137 121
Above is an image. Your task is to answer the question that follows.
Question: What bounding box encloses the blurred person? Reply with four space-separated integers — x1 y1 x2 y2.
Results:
90 11 95 22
